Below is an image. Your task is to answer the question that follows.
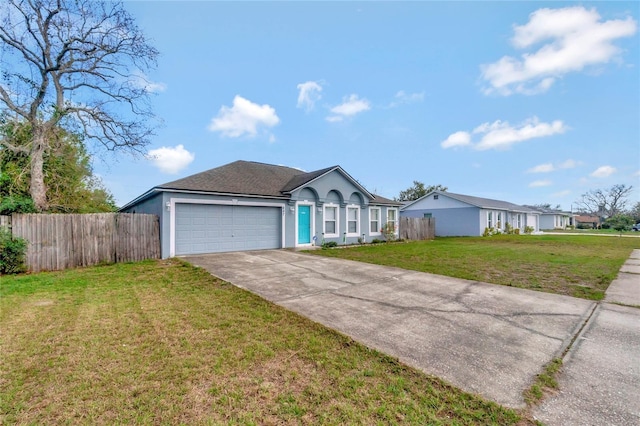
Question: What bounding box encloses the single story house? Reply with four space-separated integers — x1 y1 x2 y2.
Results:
120 160 401 258
575 215 601 229
523 206 576 230
400 190 540 236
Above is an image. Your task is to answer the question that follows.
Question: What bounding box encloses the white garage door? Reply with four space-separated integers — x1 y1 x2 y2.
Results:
175 204 281 255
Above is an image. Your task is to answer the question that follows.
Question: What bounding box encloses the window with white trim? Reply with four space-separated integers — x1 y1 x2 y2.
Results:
369 207 381 234
324 205 338 237
347 206 359 236
517 214 522 229
487 211 493 228
497 212 502 229
386 208 397 233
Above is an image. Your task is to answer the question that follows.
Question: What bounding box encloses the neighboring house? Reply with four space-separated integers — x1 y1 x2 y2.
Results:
524 206 576 230
400 191 540 237
120 160 401 258
575 215 600 229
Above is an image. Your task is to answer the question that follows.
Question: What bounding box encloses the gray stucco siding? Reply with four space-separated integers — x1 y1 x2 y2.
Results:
120 191 163 217
291 170 369 207
402 207 480 236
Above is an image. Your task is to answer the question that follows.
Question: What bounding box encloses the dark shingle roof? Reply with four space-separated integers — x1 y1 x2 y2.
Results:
157 160 304 197
281 166 336 193
370 194 401 206
137 160 401 208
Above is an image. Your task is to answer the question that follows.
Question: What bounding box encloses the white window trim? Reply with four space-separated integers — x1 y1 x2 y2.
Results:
386 208 398 235
295 201 316 248
369 207 381 236
323 203 339 238
346 205 360 237
487 211 493 228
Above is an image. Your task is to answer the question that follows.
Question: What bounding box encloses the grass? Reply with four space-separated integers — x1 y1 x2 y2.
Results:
543 228 639 235
523 358 563 405
310 235 639 300
0 259 521 425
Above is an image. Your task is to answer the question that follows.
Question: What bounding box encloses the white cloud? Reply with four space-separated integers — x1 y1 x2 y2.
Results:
527 163 555 173
475 117 567 150
326 94 370 122
590 165 616 178
481 6 637 95
527 158 580 173
325 115 344 123
529 179 553 187
389 90 425 107
147 144 194 174
440 131 471 149
558 159 580 169
443 117 567 151
552 190 571 197
208 95 280 138
296 81 322 112
131 71 167 93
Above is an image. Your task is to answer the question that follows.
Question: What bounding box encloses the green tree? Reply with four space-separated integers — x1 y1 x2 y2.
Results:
628 201 640 223
396 181 447 202
0 120 116 213
604 215 634 235
531 203 562 211
1 0 159 211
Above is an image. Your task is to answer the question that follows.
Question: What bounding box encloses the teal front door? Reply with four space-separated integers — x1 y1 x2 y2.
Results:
297 205 311 244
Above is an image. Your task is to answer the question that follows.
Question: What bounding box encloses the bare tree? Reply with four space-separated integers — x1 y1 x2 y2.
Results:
575 184 633 218
0 0 159 210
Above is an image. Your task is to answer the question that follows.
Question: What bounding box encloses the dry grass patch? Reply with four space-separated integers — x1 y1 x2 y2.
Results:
1 259 522 425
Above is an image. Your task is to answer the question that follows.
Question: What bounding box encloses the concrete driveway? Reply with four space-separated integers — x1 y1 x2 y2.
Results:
183 249 595 409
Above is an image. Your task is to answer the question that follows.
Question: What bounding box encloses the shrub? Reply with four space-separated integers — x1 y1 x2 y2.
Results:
483 227 502 237
504 223 514 234
381 223 397 242
321 241 338 249
0 196 37 215
0 228 28 274
524 226 534 234
371 238 383 244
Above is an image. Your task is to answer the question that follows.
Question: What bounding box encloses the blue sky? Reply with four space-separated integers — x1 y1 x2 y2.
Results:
99 1 639 210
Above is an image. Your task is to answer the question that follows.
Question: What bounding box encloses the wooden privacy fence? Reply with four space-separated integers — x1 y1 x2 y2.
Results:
399 217 435 241
3 213 160 272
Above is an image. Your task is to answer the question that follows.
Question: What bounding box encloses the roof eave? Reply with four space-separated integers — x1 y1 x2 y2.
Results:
283 166 375 200
118 187 161 211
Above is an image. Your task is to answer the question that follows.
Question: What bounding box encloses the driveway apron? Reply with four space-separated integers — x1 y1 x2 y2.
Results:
534 249 640 425
183 250 595 409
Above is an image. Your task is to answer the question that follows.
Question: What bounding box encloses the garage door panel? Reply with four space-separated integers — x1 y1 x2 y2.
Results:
175 203 281 255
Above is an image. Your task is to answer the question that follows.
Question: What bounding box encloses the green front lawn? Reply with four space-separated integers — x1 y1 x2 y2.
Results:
310 235 639 300
0 260 520 425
